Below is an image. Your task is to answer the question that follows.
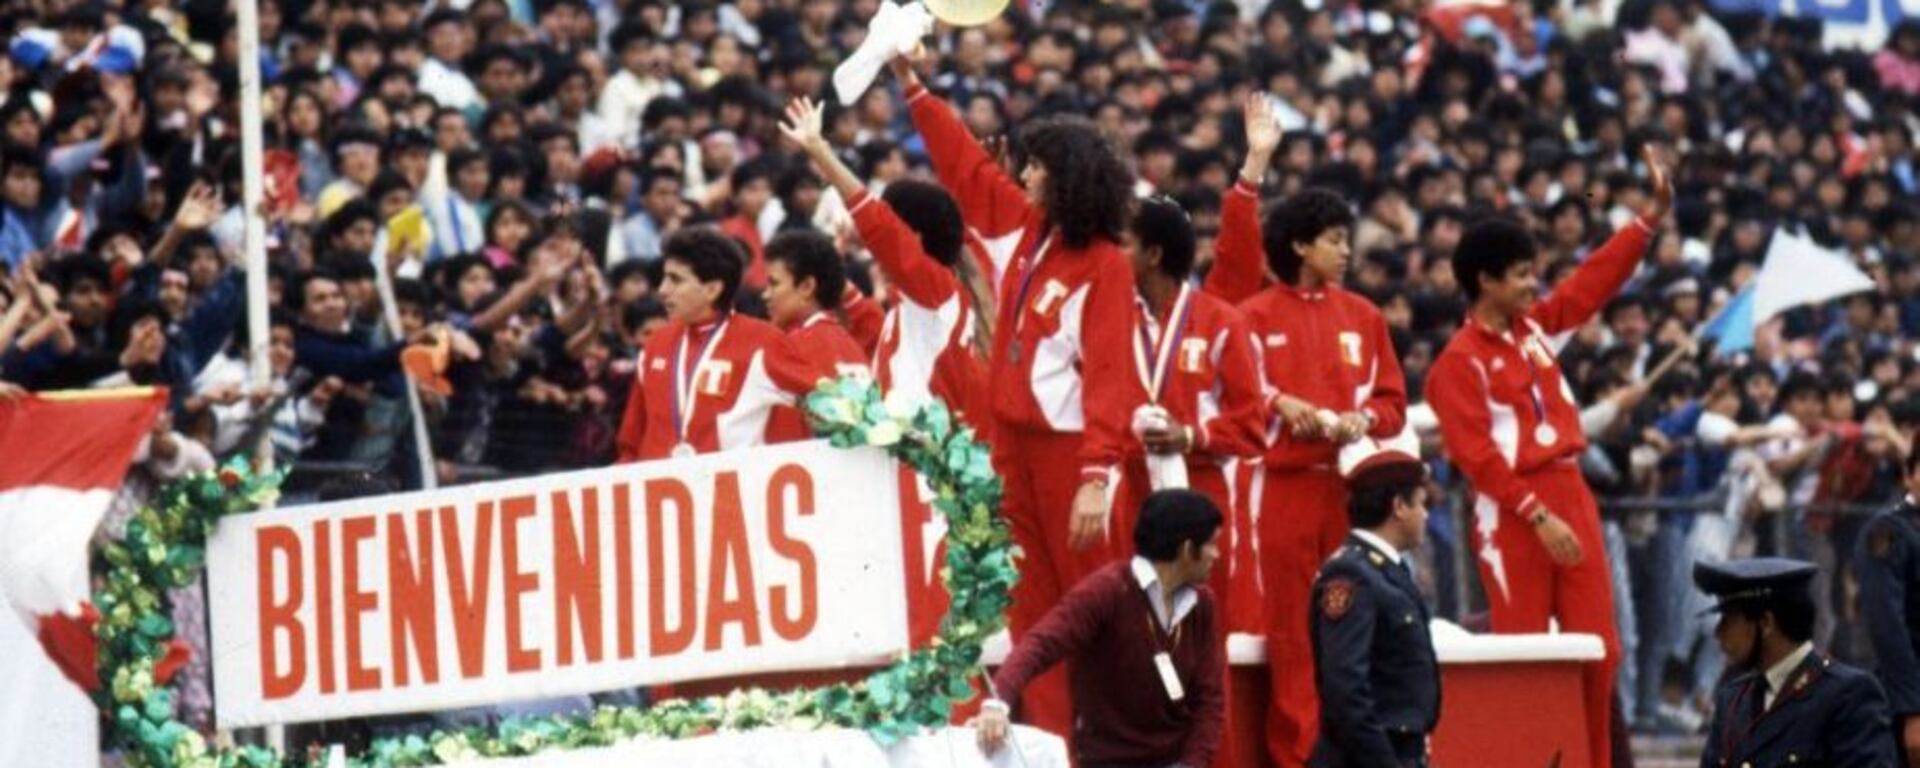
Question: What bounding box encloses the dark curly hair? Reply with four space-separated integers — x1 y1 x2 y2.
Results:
1015 114 1133 249
882 180 964 267
1454 215 1538 303
764 230 846 310
1263 187 1355 285
663 226 749 308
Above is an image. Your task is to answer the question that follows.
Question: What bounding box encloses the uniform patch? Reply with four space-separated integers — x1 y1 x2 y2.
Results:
1339 331 1363 366
1322 579 1355 621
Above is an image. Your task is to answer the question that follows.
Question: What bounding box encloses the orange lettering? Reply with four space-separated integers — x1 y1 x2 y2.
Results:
500 495 541 673
387 510 438 687
646 478 697 657
552 487 604 666
257 526 305 700
613 483 636 660
766 465 818 641
705 472 761 650
314 519 335 694
441 503 493 679
340 516 381 692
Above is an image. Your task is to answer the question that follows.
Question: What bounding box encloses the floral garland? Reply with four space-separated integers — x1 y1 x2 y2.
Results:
92 376 1014 767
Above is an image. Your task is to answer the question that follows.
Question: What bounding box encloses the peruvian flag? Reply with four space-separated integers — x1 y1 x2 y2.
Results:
0 388 166 689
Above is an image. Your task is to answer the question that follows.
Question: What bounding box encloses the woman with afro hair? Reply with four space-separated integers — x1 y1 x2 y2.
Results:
892 52 1142 739
1207 94 1409 768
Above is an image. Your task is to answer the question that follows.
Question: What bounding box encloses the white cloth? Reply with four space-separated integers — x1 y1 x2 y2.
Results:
415 726 1068 767
833 2 934 105
419 57 482 112
597 70 681 149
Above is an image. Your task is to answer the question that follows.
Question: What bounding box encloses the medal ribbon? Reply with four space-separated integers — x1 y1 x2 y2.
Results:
672 316 731 445
1005 233 1056 357
1132 283 1195 404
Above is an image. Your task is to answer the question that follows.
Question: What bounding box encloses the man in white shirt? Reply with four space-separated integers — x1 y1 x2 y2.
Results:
599 21 682 149
417 10 481 113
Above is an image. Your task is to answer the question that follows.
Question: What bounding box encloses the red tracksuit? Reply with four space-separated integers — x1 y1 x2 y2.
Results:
1208 178 1408 767
910 81 1140 739
1112 284 1267 637
766 312 873 441
1427 216 1653 768
849 188 994 647
841 285 886 357
613 314 829 462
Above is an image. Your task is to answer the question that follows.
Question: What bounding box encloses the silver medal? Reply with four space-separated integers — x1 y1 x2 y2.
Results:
1534 423 1558 446
671 442 697 458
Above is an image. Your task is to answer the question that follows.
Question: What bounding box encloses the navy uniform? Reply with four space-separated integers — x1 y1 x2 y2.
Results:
1309 441 1440 768
1696 558 1896 768
1856 494 1920 765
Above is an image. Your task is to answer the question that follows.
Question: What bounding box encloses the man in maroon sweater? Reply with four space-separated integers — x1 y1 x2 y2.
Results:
975 489 1226 767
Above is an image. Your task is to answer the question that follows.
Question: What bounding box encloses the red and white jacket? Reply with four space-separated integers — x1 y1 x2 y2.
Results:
1426 217 1655 519
1128 284 1267 466
840 285 885 357
1206 180 1408 470
908 82 1139 482
847 188 989 428
767 311 872 441
614 313 830 462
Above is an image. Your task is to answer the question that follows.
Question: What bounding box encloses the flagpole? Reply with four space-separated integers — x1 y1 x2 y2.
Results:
235 0 281 751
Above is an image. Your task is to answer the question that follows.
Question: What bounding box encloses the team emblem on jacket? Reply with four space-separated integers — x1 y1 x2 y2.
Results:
696 361 733 396
1031 279 1070 318
1179 338 1209 373
1322 579 1355 620
1339 331 1363 366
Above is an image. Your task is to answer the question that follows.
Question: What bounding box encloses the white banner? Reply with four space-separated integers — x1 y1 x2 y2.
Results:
208 441 907 728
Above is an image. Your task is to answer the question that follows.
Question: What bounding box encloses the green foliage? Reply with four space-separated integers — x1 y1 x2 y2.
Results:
93 377 1012 767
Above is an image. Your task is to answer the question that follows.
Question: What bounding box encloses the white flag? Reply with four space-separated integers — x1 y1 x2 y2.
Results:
1750 229 1876 324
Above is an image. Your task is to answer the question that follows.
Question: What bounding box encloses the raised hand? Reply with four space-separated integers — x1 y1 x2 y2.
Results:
1242 93 1281 183
1641 144 1673 223
779 97 829 157
174 183 223 231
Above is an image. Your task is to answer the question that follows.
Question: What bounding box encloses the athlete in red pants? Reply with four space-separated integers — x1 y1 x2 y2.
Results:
1427 146 1674 768
1110 197 1266 629
1208 96 1408 768
895 56 1140 739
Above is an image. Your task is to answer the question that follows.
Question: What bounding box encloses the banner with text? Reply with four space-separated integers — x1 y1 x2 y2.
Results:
208 441 908 727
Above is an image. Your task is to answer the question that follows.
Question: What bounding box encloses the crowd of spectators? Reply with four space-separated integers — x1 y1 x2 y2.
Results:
4 0 1920 745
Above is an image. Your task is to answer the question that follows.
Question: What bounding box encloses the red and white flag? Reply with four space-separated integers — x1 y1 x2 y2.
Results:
0 388 165 687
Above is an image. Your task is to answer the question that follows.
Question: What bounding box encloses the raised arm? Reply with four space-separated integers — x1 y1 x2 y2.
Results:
1529 146 1671 334
782 97 960 309
1205 94 1281 303
893 57 1032 239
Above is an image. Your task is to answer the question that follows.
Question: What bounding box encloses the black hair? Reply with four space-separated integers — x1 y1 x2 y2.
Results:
1014 114 1134 249
881 180 964 268
1727 587 1817 644
287 269 341 314
392 278 431 310
623 296 667 333
610 19 656 54
1346 473 1424 530
323 200 380 246
367 169 413 202
1133 489 1223 561
856 140 902 181
662 227 747 308
729 157 777 193
1455 215 1539 302
764 230 846 310
1905 443 1920 478
50 254 112 294
1263 187 1354 284
1132 197 1197 279
437 254 496 308
1778 371 1822 403
447 147 488 177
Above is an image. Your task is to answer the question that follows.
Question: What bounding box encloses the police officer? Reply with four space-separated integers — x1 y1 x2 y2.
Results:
1697 557 1895 768
1856 445 1920 767
1309 439 1440 768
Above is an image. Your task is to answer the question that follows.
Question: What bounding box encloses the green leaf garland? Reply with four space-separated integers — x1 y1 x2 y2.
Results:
90 377 1013 767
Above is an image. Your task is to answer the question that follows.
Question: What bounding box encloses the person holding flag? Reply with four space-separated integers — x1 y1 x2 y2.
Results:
1209 94 1409 767
613 227 832 462
1425 145 1674 768
892 51 1141 737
